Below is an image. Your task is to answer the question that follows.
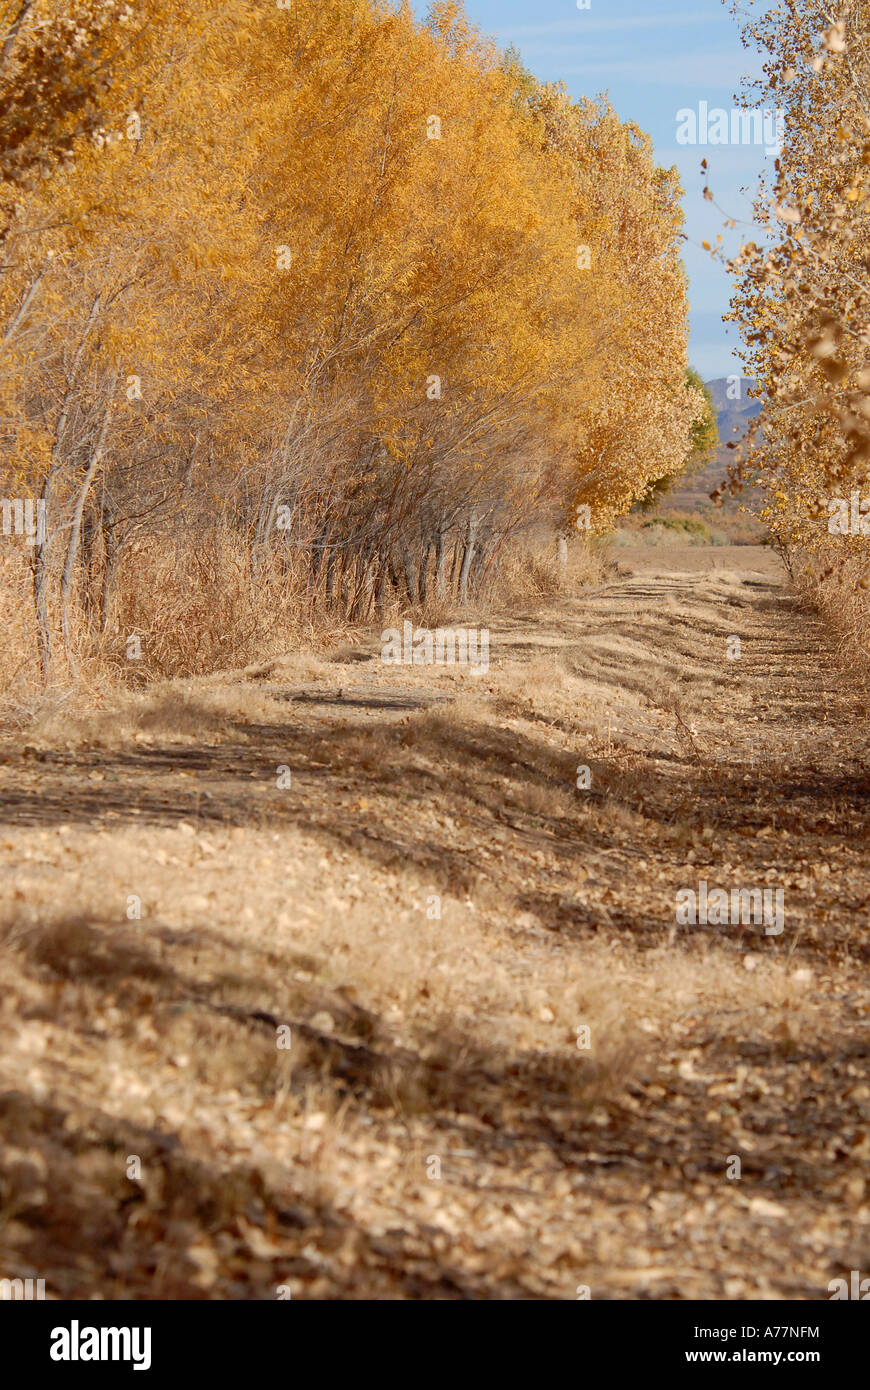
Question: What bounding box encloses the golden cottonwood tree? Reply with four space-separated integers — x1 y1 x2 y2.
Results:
727 2 870 630
530 90 702 530
0 0 703 682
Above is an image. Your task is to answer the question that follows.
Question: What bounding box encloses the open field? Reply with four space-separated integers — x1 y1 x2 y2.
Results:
1 544 868 1299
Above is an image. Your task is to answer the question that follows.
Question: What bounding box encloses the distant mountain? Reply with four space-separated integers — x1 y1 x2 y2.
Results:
658 376 763 528
705 377 762 453
705 376 761 413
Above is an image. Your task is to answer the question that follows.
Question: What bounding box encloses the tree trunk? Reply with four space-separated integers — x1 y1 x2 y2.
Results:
30 475 54 683
252 491 280 581
100 523 122 635
61 386 116 671
448 541 460 593
400 546 418 604
418 543 431 605
348 546 373 621
30 289 106 678
434 523 448 599
374 557 388 615
458 509 479 603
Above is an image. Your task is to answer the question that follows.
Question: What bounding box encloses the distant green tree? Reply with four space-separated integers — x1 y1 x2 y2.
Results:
634 366 718 511
686 366 718 465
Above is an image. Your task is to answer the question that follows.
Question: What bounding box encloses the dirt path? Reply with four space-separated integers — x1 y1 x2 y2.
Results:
1 543 868 1300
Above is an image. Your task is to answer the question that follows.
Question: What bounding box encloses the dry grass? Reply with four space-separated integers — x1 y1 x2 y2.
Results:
0 531 604 730
491 534 606 602
1 543 868 1299
0 550 43 720
791 548 870 695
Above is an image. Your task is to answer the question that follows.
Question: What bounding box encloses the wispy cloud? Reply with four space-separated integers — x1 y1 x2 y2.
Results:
550 54 755 87
509 12 730 38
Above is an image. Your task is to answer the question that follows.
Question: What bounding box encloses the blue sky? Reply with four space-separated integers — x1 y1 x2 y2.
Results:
420 0 773 382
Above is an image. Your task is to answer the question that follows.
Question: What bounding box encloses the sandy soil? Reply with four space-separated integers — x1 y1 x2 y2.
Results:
1 544 868 1300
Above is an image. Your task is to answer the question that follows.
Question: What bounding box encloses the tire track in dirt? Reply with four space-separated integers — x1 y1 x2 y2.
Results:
0 544 868 1299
